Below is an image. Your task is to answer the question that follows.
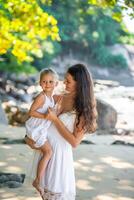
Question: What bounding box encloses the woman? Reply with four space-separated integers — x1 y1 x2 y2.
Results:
27 63 97 200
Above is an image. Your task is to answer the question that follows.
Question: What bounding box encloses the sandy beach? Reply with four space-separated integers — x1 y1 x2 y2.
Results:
0 124 134 200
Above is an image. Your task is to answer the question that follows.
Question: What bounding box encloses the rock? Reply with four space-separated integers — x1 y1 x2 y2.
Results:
0 100 8 125
97 98 117 130
3 181 23 188
81 140 95 145
94 68 109 78
0 175 9 183
18 93 33 103
111 140 134 147
0 173 25 188
12 107 29 124
9 73 28 83
94 79 119 87
16 83 28 91
9 73 37 86
3 139 25 144
8 174 23 182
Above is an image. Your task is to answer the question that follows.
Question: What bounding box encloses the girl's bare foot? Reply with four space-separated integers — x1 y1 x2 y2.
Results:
32 178 44 196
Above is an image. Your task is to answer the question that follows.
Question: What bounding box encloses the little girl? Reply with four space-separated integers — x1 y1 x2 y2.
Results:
25 68 59 196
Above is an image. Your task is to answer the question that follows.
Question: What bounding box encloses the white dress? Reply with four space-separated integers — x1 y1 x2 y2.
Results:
31 111 76 200
25 94 55 148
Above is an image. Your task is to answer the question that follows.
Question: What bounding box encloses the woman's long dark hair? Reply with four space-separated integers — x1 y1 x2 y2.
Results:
67 64 97 133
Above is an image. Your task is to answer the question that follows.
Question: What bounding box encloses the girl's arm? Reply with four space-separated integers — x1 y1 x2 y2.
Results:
28 93 47 119
47 108 85 148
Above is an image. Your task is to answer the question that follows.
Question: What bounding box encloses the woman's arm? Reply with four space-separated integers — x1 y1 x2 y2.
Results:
47 108 85 148
28 93 47 119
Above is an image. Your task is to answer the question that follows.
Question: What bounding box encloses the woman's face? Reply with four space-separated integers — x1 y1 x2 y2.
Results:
64 73 77 93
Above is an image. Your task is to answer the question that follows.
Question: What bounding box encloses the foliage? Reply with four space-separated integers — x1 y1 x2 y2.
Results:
120 33 134 45
0 0 132 72
0 53 37 73
39 0 129 68
88 0 134 18
0 0 60 62
92 45 128 68
33 40 61 69
108 54 128 68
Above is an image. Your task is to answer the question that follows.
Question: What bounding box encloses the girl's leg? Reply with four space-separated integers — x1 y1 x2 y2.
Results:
32 141 52 195
24 136 35 149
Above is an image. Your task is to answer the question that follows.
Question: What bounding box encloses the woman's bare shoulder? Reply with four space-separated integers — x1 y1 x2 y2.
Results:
53 94 64 103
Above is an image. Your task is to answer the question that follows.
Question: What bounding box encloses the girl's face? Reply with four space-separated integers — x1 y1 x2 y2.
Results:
64 73 77 93
40 73 57 93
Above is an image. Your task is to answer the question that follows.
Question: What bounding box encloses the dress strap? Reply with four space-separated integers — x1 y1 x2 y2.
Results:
41 92 54 106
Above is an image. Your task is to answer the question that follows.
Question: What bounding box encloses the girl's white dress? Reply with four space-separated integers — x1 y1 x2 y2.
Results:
25 94 55 147
31 111 76 200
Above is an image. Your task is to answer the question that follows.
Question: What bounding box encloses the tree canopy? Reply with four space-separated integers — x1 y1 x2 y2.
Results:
35 0 132 69
88 0 134 13
0 0 60 62
0 0 133 72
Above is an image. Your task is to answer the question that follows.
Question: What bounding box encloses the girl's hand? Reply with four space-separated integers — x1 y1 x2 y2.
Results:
46 108 58 122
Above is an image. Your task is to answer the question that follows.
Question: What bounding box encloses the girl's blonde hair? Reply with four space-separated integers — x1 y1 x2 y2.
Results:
40 68 59 81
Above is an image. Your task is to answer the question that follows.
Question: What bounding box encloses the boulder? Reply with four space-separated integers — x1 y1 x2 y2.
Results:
0 100 8 125
97 98 117 130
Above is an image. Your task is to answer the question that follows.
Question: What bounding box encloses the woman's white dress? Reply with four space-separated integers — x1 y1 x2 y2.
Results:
25 94 55 147
31 111 76 200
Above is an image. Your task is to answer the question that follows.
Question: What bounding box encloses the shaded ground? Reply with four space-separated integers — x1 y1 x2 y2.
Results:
0 125 134 200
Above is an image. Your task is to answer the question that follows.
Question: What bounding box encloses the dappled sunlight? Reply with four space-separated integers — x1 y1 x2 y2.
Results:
76 179 94 190
101 156 134 169
74 145 134 199
93 194 134 200
89 175 102 182
0 186 40 200
78 158 92 164
0 141 33 176
1 145 12 149
74 157 92 171
0 190 17 199
119 180 133 185
6 166 22 173
118 184 134 191
1 126 134 199
74 161 90 171
0 161 6 167
23 198 40 200
117 180 134 191
91 164 106 173
7 157 17 161
93 194 116 200
0 125 26 140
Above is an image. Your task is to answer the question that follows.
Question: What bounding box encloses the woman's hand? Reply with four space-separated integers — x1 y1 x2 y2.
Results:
46 108 58 122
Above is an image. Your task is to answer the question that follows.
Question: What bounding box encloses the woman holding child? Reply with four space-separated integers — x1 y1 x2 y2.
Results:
25 63 97 200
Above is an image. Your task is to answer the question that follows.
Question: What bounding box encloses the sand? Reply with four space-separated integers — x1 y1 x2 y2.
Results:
0 124 134 200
